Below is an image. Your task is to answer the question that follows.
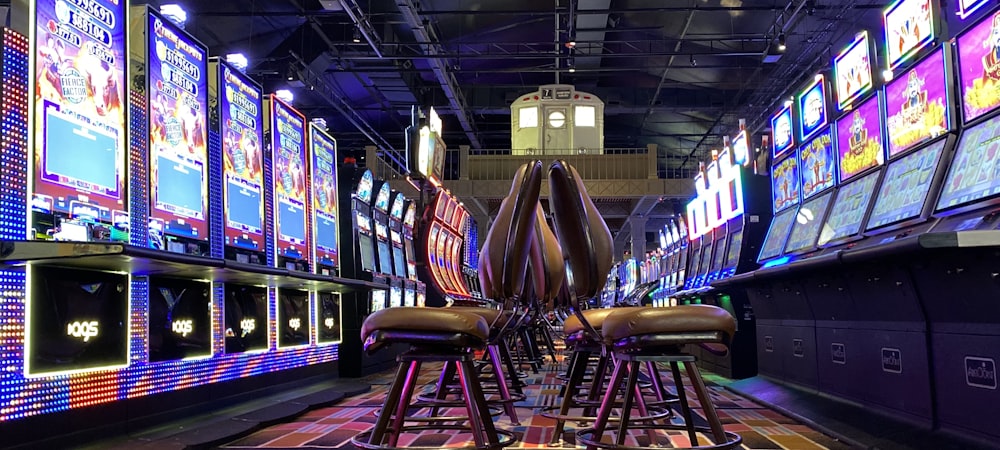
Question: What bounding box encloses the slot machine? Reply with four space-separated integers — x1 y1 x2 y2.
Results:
310 122 339 276
388 192 409 307
371 181 403 308
419 190 474 306
266 95 311 272
401 200 425 307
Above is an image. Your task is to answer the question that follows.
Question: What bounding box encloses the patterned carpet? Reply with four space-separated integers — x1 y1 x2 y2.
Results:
221 354 852 450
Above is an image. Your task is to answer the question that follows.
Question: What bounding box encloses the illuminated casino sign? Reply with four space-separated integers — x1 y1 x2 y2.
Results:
798 74 828 141
686 150 744 240
771 104 795 158
31 0 127 230
883 0 936 70
834 31 874 110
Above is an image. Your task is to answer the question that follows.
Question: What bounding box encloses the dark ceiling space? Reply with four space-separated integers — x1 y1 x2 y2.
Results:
183 0 889 174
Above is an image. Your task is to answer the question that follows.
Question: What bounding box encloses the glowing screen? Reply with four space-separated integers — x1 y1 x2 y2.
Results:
758 207 796 262
868 138 946 229
772 154 800 212
834 31 874 109
219 62 264 251
799 75 828 141
936 116 1000 211
311 124 338 267
799 129 837 199
785 191 834 254
885 48 950 158
818 170 879 245
837 93 885 182
957 10 1000 123
884 0 936 70
771 105 794 158
271 98 308 259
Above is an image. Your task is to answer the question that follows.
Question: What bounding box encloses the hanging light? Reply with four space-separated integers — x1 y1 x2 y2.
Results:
225 53 249 72
160 4 187 28
352 27 362 43
275 89 294 103
777 33 787 51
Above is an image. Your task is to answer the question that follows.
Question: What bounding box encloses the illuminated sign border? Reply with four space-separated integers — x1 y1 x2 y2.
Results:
798 74 828 141
771 105 795 158
883 0 937 70
834 31 874 110
958 0 990 19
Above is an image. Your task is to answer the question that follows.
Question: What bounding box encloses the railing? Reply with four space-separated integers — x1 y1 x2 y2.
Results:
366 145 699 182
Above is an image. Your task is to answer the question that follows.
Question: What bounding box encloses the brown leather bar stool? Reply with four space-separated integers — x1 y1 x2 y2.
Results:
577 305 743 450
351 161 543 450
545 160 670 445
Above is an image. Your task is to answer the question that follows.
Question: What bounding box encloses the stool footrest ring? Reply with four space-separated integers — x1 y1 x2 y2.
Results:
576 424 742 450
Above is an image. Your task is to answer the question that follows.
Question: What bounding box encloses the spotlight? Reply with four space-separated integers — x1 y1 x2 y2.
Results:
689 54 697 66
160 4 187 28
806 0 816 15
275 89 294 103
352 28 362 43
883 69 894 82
567 56 576 72
225 53 249 72
286 68 295 81
777 33 787 51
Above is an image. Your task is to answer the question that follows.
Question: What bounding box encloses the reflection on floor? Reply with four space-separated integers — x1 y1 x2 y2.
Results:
222 359 850 449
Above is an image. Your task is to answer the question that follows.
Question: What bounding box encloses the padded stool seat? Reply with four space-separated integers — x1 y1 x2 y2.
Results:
447 306 503 327
563 307 642 335
361 307 489 352
602 305 736 344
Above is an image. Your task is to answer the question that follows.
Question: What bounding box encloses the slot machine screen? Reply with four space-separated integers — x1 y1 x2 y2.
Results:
883 0 936 70
311 125 339 266
147 12 209 241
687 244 701 280
428 223 447 290
370 289 387 313
710 237 726 273
434 193 448 221
404 289 415 307
356 212 376 272
885 48 950 158
27 266 128 375
224 285 268 353
799 75 829 141
271 98 308 258
867 138 947 229
799 130 837 199
389 285 402 308
724 230 744 270
219 63 265 251
440 233 457 292
956 10 1000 123
936 116 1000 212
32 0 127 229
317 293 341 344
375 222 393 275
405 239 417 279
278 290 310 348
837 93 885 182
450 236 466 293
697 241 713 279
834 31 874 110
758 207 797 261
391 230 406 277
818 170 879 245
785 190 834 254
771 105 795 158
149 278 211 362
772 154 801 213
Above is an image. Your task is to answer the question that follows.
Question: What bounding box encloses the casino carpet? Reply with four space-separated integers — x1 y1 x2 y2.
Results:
221 356 852 449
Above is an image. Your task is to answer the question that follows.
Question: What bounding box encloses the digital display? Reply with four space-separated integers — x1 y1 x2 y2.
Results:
374 182 390 212
771 105 795 158
416 127 447 181
957 10 1000 123
149 279 211 362
434 191 448 221
868 138 946 228
391 230 406 277
356 169 374 203
732 130 750 165
147 13 209 240
834 31 874 109
390 194 405 220
758 208 796 261
686 197 708 239
370 290 386 313
884 0 936 70
376 223 393 275
885 49 950 157
837 94 885 182
799 75 828 141
403 201 416 229
428 222 446 291
224 285 268 353
937 116 1000 210
277 290 310 348
317 293 341 344
389 285 402 308
270 98 308 259
818 171 879 245
219 62 264 251
697 241 713 278
32 0 127 227
772 155 800 212
785 191 834 254
710 236 726 272
958 0 989 19
310 124 338 267
725 230 744 269
799 130 837 199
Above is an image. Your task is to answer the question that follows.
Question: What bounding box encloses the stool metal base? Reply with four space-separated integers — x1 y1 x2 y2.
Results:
352 427 517 450
575 425 743 450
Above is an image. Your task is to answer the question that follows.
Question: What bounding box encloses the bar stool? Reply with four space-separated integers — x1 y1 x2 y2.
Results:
577 305 743 449
352 161 543 450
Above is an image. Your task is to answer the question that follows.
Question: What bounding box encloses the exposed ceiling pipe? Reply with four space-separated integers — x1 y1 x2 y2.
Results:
639 8 697 134
337 0 383 58
395 0 482 149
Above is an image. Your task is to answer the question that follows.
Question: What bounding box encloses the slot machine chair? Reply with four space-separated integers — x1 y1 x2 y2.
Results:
352 160 543 449
548 159 742 449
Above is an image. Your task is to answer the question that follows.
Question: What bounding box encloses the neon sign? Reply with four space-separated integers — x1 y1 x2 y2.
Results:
686 150 745 240
66 321 100 342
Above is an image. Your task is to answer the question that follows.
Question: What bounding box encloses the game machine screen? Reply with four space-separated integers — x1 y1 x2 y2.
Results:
957 9 1000 124
277 289 310 348
389 284 402 308
676 218 688 289
772 104 795 160
867 137 949 231
709 230 727 282
26 266 128 376
834 31 875 112
310 124 339 274
759 208 798 263
784 190 835 255
884 48 951 159
450 235 467 295
760 153 800 263
317 292 342 344
214 59 265 263
818 171 880 247
389 193 407 279
144 11 210 254
148 277 211 362
723 229 745 277
370 289 387 313
354 170 377 274
935 115 1000 221
403 201 419 281
224 284 268 353
372 182 394 276
799 130 837 200
31 0 128 243
268 97 309 271
427 222 446 293
837 93 886 183
696 238 713 287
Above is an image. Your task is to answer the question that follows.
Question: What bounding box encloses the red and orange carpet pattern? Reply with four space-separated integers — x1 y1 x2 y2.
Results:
222 359 851 449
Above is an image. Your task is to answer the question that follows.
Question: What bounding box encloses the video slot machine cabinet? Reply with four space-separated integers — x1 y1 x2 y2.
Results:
337 165 393 376
265 95 311 273
401 199 425 307
387 192 409 307
418 190 473 307
371 181 403 309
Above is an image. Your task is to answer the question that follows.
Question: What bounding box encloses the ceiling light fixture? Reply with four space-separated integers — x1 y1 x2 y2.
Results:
275 89 294 103
225 53 249 72
160 4 187 28
778 33 787 51
352 27 362 43
690 54 697 66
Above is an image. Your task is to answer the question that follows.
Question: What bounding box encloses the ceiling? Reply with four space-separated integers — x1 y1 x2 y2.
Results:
183 0 891 175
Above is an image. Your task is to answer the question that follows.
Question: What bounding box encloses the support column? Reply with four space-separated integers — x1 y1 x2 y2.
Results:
459 145 470 180
364 145 378 175
647 144 659 179
630 216 648 260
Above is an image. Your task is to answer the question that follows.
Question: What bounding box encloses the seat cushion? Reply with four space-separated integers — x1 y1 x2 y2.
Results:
361 307 490 343
601 305 736 344
563 307 645 335
447 306 502 326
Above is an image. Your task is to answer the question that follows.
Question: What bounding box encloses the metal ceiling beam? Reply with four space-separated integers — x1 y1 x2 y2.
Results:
337 0 383 58
639 7 696 135
395 0 482 148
